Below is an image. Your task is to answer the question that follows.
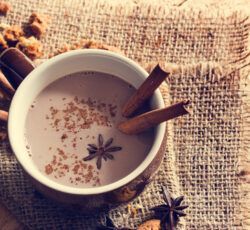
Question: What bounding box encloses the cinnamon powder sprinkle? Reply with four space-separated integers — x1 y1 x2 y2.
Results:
45 164 53 175
61 133 68 141
44 148 100 186
41 96 117 186
46 96 115 134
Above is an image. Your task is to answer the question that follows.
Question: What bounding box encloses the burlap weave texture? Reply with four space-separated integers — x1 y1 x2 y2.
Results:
0 0 249 229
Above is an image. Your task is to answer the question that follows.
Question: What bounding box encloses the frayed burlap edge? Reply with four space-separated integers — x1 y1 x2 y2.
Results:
62 0 250 19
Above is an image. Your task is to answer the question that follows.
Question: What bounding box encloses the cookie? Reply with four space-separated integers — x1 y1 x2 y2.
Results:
28 12 49 38
0 1 11 15
137 219 161 230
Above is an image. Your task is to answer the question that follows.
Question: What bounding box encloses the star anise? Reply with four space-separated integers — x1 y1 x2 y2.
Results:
96 215 132 230
83 134 122 170
151 186 188 230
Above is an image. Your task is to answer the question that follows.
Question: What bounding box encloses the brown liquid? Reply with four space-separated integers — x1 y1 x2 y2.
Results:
25 72 154 188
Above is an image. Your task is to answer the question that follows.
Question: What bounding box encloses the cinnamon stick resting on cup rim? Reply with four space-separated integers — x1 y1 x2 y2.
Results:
118 100 190 135
122 64 169 117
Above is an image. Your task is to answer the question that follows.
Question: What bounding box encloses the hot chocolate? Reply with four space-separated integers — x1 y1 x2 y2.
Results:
24 71 154 188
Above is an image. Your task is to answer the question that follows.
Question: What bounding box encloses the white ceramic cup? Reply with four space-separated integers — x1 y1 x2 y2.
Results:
8 49 166 211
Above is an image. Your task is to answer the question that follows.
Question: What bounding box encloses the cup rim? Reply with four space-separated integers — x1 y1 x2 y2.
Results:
8 49 166 195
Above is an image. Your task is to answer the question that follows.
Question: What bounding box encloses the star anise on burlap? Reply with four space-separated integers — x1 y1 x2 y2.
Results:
83 134 122 170
151 186 188 230
96 215 132 230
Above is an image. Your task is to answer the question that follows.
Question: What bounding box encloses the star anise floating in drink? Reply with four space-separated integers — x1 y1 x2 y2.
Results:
96 215 132 230
151 186 188 230
83 134 122 170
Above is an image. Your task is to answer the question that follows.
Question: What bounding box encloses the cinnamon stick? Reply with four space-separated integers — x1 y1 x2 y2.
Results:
0 71 15 99
122 64 169 117
118 101 190 135
0 110 8 122
0 48 35 89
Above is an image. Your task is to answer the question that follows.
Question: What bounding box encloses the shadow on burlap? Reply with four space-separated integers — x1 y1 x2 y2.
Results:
0 0 249 229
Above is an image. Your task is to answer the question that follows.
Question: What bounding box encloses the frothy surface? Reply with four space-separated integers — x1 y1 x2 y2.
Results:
25 72 154 188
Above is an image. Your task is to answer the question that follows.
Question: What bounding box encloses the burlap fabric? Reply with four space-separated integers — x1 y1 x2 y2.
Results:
0 0 249 229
